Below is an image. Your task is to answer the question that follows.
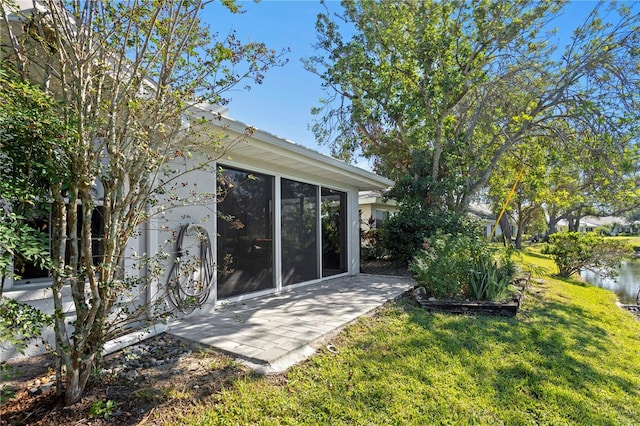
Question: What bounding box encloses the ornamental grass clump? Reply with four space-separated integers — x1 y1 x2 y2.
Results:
468 255 511 301
409 233 516 301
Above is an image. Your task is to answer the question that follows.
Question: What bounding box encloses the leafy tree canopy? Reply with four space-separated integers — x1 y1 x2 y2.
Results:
307 0 640 211
543 231 633 278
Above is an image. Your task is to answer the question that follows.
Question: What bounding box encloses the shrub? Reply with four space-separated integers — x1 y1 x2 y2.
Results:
410 233 516 300
360 218 386 260
469 255 512 301
0 298 52 354
542 232 633 278
379 206 477 265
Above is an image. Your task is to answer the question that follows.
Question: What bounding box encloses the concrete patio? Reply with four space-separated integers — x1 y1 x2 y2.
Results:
168 274 415 374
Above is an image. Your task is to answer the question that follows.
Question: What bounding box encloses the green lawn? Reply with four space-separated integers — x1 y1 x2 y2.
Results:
609 235 640 247
171 248 640 425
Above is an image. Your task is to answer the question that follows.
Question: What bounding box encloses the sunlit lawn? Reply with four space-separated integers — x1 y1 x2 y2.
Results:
609 235 640 247
168 246 640 425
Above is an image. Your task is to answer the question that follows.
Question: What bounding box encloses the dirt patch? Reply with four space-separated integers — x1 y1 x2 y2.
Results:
360 259 409 276
0 334 257 425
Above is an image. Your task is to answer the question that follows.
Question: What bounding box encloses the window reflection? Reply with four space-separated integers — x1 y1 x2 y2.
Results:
321 188 347 277
216 167 274 298
281 179 318 285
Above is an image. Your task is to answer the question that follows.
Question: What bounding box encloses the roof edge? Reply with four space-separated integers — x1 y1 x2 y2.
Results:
186 104 394 190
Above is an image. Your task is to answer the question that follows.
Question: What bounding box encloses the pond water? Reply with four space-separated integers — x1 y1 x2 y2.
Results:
581 260 640 304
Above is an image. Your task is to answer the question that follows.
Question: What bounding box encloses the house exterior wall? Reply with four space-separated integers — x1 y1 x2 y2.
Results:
1 4 392 360
156 154 362 308
360 204 373 228
2 122 386 361
358 194 398 232
360 204 398 232
348 190 361 277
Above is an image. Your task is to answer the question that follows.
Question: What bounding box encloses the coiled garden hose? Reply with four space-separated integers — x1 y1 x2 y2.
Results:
166 223 214 314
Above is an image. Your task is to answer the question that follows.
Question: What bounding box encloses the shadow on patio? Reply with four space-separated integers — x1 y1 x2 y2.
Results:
168 274 415 373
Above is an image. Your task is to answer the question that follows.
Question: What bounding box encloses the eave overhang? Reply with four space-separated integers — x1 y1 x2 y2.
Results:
187 104 394 191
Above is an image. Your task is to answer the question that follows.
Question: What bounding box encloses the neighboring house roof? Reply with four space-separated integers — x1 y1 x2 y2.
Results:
358 190 396 206
188 103 394 191
468 203 495 220
579 216 632 228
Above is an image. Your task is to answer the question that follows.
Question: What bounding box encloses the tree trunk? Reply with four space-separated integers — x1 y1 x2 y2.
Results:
568 217 579 232
547 216 560 235
64 353 95 405
514 221 525 249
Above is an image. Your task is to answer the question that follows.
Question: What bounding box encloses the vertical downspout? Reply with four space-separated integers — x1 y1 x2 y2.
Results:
143 206 152 315
211 168 218 304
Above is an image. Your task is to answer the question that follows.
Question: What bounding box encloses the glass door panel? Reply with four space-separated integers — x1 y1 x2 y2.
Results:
217 167 274 298
321 188 347 277
281 178 319 285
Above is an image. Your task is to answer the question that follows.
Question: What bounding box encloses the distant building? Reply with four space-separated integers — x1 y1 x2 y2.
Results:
467 203 515 239
358 191 398 231
577 216 635 235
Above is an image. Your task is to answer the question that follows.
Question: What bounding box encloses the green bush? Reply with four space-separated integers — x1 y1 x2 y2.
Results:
542 232 633 278
379 206 476 265
410 233 515 300
0 298 52 354
410 233 474 299
360 222 386 260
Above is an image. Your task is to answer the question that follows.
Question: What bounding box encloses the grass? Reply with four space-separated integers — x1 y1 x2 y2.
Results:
167 247 640 425
609 235 640 247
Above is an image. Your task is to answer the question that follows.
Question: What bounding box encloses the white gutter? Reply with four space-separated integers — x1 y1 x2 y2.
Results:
186 104 394 190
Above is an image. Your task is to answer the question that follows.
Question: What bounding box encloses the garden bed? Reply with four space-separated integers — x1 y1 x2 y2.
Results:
410 273 531 317
620 304 640 320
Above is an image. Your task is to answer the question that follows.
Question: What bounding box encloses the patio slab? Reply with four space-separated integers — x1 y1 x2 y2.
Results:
168 274 415 374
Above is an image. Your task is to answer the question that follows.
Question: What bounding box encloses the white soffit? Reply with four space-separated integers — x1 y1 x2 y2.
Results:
188 104 394 191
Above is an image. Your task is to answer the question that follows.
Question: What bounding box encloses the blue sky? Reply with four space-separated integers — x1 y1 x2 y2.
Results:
201 1 620 166
202 0 334 155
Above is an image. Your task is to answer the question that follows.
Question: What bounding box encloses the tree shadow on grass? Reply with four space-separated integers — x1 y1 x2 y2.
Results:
389 287 640 424
552 274 590 287
150 287 640 425
522 250 554 262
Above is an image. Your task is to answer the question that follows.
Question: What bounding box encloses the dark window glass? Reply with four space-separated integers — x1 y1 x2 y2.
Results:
64 205 104 267
281 179 318 286
14 204 104 284
321 188 347 277
217 167 274 298
13 205 51 281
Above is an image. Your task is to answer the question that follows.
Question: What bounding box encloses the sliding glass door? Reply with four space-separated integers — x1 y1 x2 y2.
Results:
217 167 274 298
215 166 349 299
281 179 319 285
321 188 347 277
